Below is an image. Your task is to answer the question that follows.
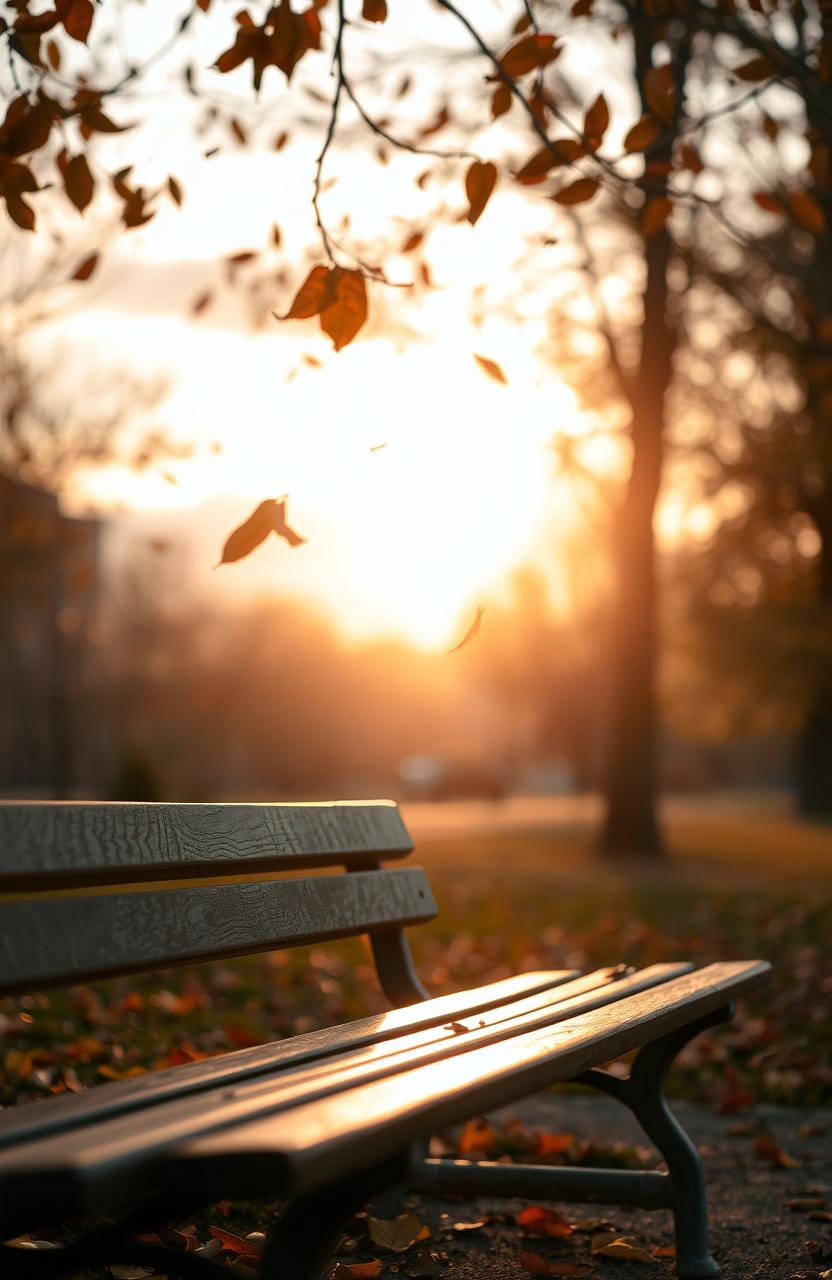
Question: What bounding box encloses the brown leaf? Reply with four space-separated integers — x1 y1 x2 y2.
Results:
552 177 599 205
515 139 584 184
643 64 676 125
332 1263 383 1279
678 143 703 174
517 1206 573 1238
733 54 776 82
362 0 387 22
623 114 661 153
753 1135 801 1168
60 0 94 44
789 189 826 233
447 605 485 654
473 354 507 384
63 153 94 212
641 195 672 238
519 1252 583 1277
491 83 512 119
753 191 783 215
71 251 98 281
215 498 305 567
207 1227 263 1259
593 1236 657 1263
465 160 497 225
320 268 368 351
280 265 330 320
167 175 183 206
583 93 609 146
536 1132 576 1158
191 290 213 316
498 33 561 78
367 1213 429 1253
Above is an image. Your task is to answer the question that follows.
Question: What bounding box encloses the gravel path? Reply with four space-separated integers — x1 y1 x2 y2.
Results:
350 1095 831 1280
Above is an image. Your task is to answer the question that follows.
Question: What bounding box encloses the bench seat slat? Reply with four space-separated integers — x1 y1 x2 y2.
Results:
0 969 579 1151
0 868 435 995
0 962 734 1228
0 801 412 890
177 960 770 1197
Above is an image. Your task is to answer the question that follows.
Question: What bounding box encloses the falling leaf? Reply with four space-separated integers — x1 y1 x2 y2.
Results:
641 196 672 238
473 354 507 383
302 353 322 367
215 498 306 567
362 0 387 21
517 1206 573 1238
61 0 94 43
191 290 213 316
465 160 497 225
519 1252 582 1277
593 1236 657 1263
789 190 826 233
754 1135 800 1168
369 442 388 452
753 191 783 216
71 251 99 281
447 606 485 654
278 265 368 351
551 177 600 205
167 175 183 205
443 1020 469 1033
208 1227 263 1258
623 115 661 152
367 1213 429 1253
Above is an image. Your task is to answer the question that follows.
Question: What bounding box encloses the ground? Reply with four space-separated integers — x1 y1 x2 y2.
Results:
1 794 830 1276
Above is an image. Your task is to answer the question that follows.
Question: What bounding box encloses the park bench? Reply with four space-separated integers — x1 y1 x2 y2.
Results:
0 800 770 1279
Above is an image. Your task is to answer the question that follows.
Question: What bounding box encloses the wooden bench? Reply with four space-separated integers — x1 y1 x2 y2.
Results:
0 800 770 1279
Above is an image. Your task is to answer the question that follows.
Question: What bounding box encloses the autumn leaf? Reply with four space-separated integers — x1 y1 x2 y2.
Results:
733 55 777 82
641 196 672 238
447 605 485 654
623 114 661 153
583 93 609 147
333 1263 383 1279
71 251 99 281
208 1227 263 1258
167 175 183 206
367 1213 429 1253
215 2 322 90
216 498 306 567
515 140 584 185
592 1236 657 1264
465 160 497 225
517 1206 573 1238
473 354 507 383
519 1252 583 1277
60 0 94 44
191 290 213 316
281 265 330 319
643 64 676 125
789 190 826 233
552 177 599 205
457 1116 497 1154
753 191 783 216
362 0 387 22
536 1131 576 1158
491 83 512 119
320 268 368 351
498 33 561 78
678 143 703 174
63 154 94 212
753 1135 801 1168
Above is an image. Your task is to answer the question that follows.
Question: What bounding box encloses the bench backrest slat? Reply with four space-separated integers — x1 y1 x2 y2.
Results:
0 801 412 890
0 867 436 995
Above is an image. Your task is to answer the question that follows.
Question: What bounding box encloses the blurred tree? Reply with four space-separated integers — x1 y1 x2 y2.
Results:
1 0 828 847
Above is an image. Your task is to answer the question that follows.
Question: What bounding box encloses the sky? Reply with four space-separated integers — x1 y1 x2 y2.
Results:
11 1 723 648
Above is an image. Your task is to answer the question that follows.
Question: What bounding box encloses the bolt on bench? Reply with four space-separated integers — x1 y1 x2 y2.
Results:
0 801 770 1279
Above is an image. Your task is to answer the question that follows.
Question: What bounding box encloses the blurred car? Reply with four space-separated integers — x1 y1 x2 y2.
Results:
398 755 507 801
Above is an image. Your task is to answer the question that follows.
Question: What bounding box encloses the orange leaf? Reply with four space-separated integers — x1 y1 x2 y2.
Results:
552 177 599 205
191 290 213 315
753 191 783 215
643 64 676 125
59 0 94 44
515 139 584 184
465 160 497 225
458 1116 496 1153
362 0 387 21
491 83 512 119
498 33 561 78
208 1227 263 1258
281 264 331 320
333 1263 383 1279
517 1206 573 1238
641 195 672 238
71 251 99 281
753 1135 801 1168
789 189 826 233
623 114 661 153
536 1131 576 1158
319 267 368 351
447 605 485 655
216 498 305 567
519 1251 582 1276
473 354 506 383
583 93 609 146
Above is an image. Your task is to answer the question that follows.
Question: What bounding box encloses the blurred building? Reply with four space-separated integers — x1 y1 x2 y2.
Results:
0 471 102 796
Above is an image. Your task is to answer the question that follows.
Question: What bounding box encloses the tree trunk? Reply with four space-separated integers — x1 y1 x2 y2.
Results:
796 500 832 818
598 16 690 861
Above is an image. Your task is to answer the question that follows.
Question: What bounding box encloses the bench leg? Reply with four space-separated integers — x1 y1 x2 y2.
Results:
411 1004 732 1280
259 1152 409 1280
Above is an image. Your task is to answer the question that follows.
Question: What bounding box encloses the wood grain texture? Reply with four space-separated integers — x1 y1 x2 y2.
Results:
0 969 578 1151
0 962 770 1229
0 965 692 1183
0 801 413 890
0 868 435 995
